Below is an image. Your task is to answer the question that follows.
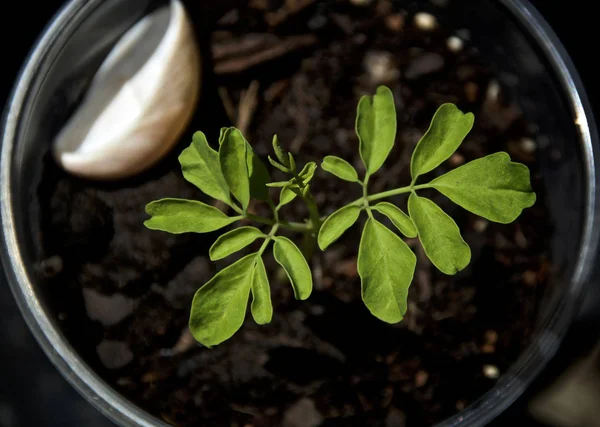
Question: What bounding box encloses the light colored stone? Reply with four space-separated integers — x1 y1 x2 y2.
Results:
53 0 201 181
283 398 324 427
414 12 437 31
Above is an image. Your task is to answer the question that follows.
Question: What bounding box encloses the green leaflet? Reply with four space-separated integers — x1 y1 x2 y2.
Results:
266 162 316 189
356 85 397 175
189 253 255 347
273 236 312 300
272 134 288 165
278 186 297 207
357 217 416 323
250 256 272 325
410 103 474 181
220 128 250 209
269 155 290 173
179 132 231 205
430 152 536 224
298 161 317 185
321 155 359 182
317 205 362 250
408 193 471 275
372 202 417 238
144 198 240 234
209 226 266 261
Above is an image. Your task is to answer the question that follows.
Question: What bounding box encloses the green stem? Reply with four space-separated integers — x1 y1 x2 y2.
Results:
367 183 431 202
349 183 432 206
257 224 279 257
291 168 321 234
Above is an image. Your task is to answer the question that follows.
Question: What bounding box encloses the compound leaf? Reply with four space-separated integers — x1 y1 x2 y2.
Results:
179 132 231 205
317 205 362 250
430 152 536 223
356 85 397 175
144 198 240 234
358 217 416 323
209 226 266 261
273 236 312 300
408 193 471 275
189 253 255 347
246 146 270 201
410 103 474 180
322 156 359 182
372 202 417 238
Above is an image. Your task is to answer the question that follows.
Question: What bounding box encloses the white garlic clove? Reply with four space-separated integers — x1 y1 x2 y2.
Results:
53 0 201 181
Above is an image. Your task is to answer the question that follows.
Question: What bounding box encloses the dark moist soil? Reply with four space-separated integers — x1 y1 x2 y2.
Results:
37 1 553 426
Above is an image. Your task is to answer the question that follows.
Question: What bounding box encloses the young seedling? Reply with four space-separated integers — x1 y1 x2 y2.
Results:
144 85 536 347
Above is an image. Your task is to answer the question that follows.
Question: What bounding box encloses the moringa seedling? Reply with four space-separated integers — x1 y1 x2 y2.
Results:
144 85 536 347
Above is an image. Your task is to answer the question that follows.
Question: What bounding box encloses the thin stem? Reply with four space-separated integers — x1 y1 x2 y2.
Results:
246 213 309 233
257 224 279 256
349 183 432 206
291 168 321 233
367 183 431 203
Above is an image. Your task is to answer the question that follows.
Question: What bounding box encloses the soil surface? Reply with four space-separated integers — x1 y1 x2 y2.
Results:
37 1 553 426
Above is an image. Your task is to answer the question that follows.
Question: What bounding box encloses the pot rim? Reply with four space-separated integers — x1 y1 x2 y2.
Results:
1 1 598 426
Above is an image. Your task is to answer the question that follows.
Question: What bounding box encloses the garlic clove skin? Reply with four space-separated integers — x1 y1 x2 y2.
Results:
53 0 201 181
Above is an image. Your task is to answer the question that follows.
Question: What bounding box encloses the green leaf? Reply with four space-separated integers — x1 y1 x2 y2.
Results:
250 256 272 325
278 186 297 207
189 253 255 347
410 103 475 180
209 226 265 261
356 85 397 175
317 205 362 250
179 132 231 205
220 128 250 209
267 180 293 188
430 152 536 223
144 198 241 234
408 193 471 275
272 134 288 165
298 161 317 185
268 155 290 173
288 153 297 171
246 146 270 201
357 217 416 323
372 202 417 238
273 236 312 300
322 156 359 182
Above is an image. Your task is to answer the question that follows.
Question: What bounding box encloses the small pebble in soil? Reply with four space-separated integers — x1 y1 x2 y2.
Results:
405 52 444 80
473 219 489 233
486 80 501 103
39 255 63 278
414 12 437 31
483 364 500 379
447 35 463 53
283 398 324 427
522 270 538 287
349 0 372 6
520 137 537 154
82 288 138 327
97 340 134 369
386 408 407 427
364 51 400 84
449 152 465 167
385 14 405 32
465 81 479 102
415 370 429 387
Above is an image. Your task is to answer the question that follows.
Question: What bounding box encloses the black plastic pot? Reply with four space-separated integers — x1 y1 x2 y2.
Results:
1 0 599 426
